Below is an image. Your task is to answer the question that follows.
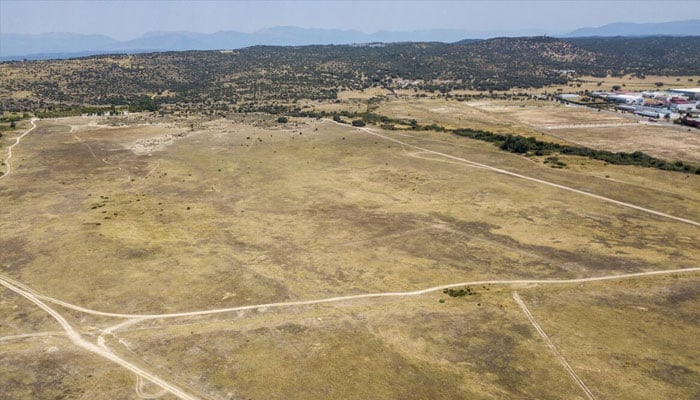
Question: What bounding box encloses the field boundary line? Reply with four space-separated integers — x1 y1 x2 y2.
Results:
513 292 597 400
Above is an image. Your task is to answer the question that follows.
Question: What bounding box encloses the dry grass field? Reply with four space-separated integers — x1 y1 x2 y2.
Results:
549 74 700 94
417 74 700 98
1 104 699 399
376 97 700 163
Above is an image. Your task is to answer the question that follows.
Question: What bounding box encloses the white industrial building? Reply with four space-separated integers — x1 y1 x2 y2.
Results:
616 104 681 119
608 93 644 105
668 88 700 100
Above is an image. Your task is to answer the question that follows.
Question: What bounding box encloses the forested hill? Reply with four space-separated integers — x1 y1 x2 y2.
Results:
567 36 700 76
1 36 699 112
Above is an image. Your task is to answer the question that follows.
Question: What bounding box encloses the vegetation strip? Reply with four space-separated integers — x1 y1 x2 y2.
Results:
344 111 700 174
253 107 700 174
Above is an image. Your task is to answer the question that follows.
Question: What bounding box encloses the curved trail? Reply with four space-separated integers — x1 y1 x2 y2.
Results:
338 122 700 227
0 279 199 400
513 292 597 400
1 268 698 320
1 118 37 180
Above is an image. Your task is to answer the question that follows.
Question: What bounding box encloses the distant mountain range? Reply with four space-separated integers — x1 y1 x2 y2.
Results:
0 27 536 59
1 20 698 60
566 19 700 37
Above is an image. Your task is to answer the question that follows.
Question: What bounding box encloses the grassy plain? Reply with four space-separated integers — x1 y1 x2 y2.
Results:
1 100 699 399
0 336 140 400
518 274 700 400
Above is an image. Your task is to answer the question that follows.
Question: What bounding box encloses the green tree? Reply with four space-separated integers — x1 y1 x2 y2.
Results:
129 96 158 112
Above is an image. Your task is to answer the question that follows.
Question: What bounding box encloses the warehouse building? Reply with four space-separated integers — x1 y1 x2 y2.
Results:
668 88 700 100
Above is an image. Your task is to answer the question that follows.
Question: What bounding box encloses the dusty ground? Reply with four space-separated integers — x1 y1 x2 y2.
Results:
549 74 700 94
1 110 698 399
376 97 700 163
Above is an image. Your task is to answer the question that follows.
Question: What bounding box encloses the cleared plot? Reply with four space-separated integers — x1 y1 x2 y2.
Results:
467 101 700 164
516 275 700 400
544 124 700 164
376 98 635 133
384 98 700 164
473 101 633 128
376 98 543 135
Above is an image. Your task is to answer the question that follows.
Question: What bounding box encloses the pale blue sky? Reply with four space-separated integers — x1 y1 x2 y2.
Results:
1 0 699 39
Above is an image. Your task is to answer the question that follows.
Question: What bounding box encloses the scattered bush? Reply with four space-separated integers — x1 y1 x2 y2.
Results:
443 287 476 297
544 156 567 168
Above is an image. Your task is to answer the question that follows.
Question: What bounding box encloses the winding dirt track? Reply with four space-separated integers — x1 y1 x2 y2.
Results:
1 268 698 400
0 278 200 400
1 268 698 321
0 118 37 180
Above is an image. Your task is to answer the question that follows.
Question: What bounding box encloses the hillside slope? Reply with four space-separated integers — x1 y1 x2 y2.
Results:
1 36 699 112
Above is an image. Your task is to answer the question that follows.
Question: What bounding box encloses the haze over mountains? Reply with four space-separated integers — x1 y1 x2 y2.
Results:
1 19 698 60
566 19 700 37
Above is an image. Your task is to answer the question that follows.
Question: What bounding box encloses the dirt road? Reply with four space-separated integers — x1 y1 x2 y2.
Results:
1 267 698 321
1 118 37 180
350 124 700 227
0 278 200 400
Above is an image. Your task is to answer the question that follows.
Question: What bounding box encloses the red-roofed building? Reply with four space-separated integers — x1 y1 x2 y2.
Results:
670 97 697 112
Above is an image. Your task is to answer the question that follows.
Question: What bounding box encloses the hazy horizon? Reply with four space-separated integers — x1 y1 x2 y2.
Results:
2 0 699 40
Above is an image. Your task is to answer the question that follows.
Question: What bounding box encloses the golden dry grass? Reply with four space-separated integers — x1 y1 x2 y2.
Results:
1 111 698 399
375 97 700 164
0 335 139 400
517 275 700 400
